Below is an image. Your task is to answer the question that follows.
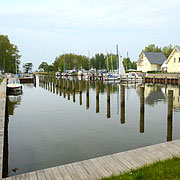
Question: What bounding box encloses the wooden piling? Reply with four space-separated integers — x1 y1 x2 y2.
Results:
107 83 110 118
120 85 125 124
140 87 145 133
96 81 99 113
167 90 173 142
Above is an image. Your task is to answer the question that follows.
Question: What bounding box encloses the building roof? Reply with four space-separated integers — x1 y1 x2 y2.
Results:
143 52 166 65
175 46 180 52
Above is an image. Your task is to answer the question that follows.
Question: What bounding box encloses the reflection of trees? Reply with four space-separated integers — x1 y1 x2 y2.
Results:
8 96 22 116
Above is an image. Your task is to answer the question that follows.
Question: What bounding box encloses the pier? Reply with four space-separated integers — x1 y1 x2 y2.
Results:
145 74 180 85
3 139 180 180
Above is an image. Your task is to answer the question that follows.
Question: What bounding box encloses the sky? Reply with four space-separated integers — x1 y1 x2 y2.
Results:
1 0 180 70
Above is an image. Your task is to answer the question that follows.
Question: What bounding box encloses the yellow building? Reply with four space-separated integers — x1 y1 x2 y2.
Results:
137 52 166 72
161 46 180 73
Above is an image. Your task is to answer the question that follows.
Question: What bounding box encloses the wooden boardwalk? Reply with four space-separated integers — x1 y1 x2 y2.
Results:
3 139 180 180
0 79 7 179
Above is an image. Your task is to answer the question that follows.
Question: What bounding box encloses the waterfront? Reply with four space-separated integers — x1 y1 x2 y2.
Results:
7 77 180 176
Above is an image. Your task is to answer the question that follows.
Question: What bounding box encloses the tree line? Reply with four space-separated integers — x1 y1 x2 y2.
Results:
38 53 137 72
0 35 21 73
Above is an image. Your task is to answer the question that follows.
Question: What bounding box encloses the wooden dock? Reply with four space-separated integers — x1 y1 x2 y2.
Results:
145 74 180 85
3 139 180 180
0 79 7 179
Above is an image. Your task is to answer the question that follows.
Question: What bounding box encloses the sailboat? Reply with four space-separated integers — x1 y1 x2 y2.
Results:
104 45 126 81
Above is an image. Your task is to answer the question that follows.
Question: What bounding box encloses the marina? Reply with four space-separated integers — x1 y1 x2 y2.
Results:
0 76 179 178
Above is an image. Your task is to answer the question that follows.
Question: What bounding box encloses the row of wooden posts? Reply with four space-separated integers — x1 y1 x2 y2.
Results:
39 76 174 141
145 76 180 85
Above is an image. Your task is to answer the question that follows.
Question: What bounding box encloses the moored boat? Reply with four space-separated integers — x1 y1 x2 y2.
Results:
7 78 22 92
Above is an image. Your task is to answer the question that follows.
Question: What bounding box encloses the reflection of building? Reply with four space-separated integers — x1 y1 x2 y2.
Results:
162 46 180 72
8 95 22 115
137 52 166 72
137 84 165 106
163 86 180 110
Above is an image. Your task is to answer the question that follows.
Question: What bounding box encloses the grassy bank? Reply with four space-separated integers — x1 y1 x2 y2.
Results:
101 157 180 180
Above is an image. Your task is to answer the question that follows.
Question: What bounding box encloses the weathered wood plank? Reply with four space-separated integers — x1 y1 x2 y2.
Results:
71 162 89 180
58 165 73 180
51 167 64 180
36 170 47 180
28 171 38 180
44 168 55 180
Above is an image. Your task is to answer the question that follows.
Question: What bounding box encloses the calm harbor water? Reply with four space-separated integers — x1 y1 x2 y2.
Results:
6 76 180 176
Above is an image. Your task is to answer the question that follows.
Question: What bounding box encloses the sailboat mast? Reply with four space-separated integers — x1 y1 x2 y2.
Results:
111 53 113 72
106 52 109 72
116 44 119 73
64 53 66 73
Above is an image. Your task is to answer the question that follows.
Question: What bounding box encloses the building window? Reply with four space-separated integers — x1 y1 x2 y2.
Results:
174 58 176 63
179 57 180 62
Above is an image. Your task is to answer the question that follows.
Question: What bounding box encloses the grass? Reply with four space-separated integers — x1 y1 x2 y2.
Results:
101 157 180 180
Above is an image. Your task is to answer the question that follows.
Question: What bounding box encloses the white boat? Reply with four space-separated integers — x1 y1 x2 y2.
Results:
7 78 22 92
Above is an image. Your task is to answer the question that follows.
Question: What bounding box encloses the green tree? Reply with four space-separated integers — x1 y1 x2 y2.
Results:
0 35 21 73
105 54 117 71
53 53 90 72
38 62 49 72
90 53 106 70
123 58 131 70
143 44 162 52
23 63 33 73
162 45 174 58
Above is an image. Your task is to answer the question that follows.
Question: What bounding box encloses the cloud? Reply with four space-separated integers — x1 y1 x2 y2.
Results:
1 0 180 69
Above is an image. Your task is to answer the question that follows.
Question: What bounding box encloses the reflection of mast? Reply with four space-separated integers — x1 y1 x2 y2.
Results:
107 83 111 118
117 84 119 115
86 81 89 109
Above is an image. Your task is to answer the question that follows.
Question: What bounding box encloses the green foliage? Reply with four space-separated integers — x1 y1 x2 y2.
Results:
0 35 21 73
38 62 49 72
143 44 162 52
105 54 117 71
90 53 106 70
122 58 137 70
142 44 174 58
53 53 90 72
101 157 180 180
23 63 33 73
162 44 174 58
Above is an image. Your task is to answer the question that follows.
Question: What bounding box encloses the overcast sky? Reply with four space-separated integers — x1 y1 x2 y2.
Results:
1 0 180 70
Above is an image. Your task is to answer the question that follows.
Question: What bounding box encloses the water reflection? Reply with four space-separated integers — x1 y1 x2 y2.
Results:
7 75 180 176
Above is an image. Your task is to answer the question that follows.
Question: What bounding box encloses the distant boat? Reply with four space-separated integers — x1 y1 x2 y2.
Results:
104 45 126 81
7 78 22 92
